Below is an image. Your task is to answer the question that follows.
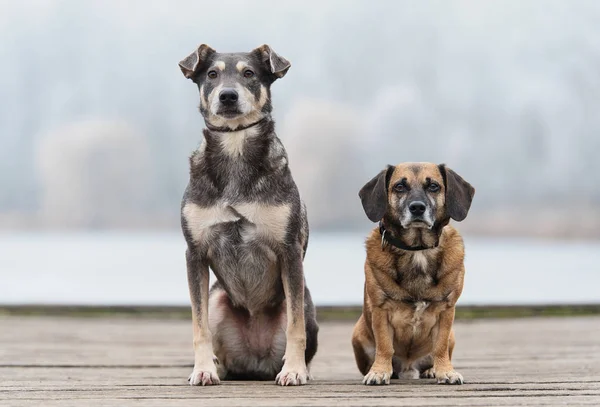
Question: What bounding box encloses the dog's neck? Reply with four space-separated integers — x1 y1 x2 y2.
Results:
380 216 448 252
204 115 269 133
191 114 279 187
201 114 274 155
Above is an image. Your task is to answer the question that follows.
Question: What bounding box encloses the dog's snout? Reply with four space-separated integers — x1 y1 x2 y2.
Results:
408 201 427 216
219 89 239 105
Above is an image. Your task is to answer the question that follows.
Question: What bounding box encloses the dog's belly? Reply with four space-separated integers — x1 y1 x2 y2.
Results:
208 288 287 379
389 302 439 362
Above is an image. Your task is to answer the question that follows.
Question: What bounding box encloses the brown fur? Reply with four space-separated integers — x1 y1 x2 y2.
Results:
352 162 474 385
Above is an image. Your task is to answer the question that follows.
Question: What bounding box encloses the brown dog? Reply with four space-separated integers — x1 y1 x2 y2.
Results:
352 162 474 385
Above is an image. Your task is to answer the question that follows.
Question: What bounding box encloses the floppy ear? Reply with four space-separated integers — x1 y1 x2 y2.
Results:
253 44 291 78
359 165 395 223
178 44 216 79
438 164 475 222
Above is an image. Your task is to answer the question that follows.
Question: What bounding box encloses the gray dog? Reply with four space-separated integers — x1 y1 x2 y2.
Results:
178 44 318 386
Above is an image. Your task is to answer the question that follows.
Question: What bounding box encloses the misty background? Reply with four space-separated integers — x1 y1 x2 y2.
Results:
1 0 599 306
2 0 600 237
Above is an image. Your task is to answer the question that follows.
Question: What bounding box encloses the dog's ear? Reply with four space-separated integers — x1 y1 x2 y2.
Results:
179 44 216 79
438 164 475 222
253 44 291 79
359 165 395 223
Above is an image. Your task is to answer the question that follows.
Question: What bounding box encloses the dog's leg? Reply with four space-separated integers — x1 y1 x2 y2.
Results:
186 249 220 386
448 329 456 360
432 306 463 385
303 286 319 368
418 355 435 379
352 315 375 375
363 308 394 385
275 246 309 386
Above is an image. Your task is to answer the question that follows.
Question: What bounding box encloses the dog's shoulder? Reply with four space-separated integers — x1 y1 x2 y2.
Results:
364 227 395 272
438 224 465 272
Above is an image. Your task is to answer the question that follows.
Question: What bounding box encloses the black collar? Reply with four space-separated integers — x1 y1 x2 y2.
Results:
378 221 440 252
205 116 269 133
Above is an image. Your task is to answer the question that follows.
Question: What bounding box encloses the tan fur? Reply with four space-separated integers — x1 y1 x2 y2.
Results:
353 162 468 385
236 61 247 72
214 61 226 71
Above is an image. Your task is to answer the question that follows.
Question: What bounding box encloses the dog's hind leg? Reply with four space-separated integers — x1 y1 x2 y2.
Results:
351 315 375 376
448 329 456 361
418 355 435 379
303 286 319 371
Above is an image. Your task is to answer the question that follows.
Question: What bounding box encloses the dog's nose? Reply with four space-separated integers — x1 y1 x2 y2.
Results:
409 201 427 216
219 89 238 105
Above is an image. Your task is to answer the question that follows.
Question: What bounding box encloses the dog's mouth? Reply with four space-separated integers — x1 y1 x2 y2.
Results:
403 218 434 229
216 108 244 119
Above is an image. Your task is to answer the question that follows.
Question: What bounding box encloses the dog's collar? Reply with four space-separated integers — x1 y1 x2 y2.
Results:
378 221 440 252
204 116 269 133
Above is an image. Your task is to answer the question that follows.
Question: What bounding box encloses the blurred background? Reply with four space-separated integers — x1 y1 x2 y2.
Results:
1 0 599 308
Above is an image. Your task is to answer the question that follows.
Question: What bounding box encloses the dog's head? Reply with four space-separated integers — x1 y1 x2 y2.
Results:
359 163 475 228
179 44 290 129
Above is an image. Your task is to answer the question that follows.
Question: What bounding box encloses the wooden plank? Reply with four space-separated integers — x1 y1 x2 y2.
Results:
1 316 599 406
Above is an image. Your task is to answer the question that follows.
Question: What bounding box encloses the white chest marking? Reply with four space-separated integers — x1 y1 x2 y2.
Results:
410 301 430 335
183 202 291 244
183 204 239 243
234 202 291 242
411 252 428 271
219 127 258 157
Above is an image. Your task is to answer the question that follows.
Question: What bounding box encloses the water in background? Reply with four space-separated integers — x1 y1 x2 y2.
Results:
1 232 598 306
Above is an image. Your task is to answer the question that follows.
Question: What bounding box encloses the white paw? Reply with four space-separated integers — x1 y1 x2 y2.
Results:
363 370 391 385
188 357 220 386
420 367 435 379
435 369 464 385
399 368 420 380
275 361 309 386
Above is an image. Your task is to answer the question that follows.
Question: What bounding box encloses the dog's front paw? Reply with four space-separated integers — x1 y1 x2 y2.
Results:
188 358 220 386
275 361 309 386
363 370 391 385
434 368 463 385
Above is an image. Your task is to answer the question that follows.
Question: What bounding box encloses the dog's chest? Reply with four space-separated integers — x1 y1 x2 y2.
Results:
395 252 437 294
183 201 291 246
184 201 290 310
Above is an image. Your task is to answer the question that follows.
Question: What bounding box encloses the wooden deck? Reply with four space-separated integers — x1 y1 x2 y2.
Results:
1 316 599 406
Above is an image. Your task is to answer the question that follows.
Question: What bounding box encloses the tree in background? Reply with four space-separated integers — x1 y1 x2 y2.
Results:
36 120 152 229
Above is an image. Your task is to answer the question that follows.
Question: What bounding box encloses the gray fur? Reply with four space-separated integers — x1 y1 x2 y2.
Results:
179 44 318 384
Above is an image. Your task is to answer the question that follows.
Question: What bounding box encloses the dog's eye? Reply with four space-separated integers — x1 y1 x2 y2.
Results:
207 70 218 79
428 183 440 192
243 69 255 78
393 183 406 193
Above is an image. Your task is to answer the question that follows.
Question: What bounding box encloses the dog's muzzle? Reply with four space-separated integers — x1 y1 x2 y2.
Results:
402 200 434 228
409 201 426 216
219 89 238 106
217 88 242 117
